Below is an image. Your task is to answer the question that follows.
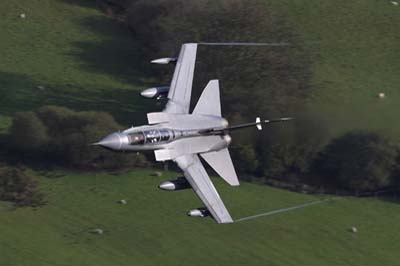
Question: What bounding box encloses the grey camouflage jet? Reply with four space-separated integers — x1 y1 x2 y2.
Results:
94 43 292 223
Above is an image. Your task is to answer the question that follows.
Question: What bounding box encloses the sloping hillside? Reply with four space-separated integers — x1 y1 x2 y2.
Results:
266 0 400 137
1 0 399 135
0 0 155 128
1 170 399 266
0 1 399 265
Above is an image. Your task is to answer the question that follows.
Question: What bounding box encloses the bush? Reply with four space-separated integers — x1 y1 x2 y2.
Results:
311 131 398 192
257 115 328 182
36 106 76 137
391 154 400 188
0 166 45 207
8 106 149 170
9 111 48 153
230 144 259 174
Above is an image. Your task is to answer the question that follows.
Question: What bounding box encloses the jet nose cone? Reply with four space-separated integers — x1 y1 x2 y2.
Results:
94 133 122 150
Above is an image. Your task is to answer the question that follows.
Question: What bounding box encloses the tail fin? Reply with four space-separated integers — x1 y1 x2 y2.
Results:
200 148 239 186
193 80 221 117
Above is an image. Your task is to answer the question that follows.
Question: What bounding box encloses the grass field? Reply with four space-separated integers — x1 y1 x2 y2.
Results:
1 169 400 266
0 0 158 128
0 1 399 136
266 0 400 137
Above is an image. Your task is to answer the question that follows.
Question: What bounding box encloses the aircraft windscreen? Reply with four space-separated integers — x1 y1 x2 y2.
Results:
129 129 172 145
128 132 145 145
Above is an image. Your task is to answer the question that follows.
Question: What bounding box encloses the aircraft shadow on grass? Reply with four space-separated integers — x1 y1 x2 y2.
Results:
69 16 155 86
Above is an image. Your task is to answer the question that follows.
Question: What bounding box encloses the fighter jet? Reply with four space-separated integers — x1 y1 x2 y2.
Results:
94 43 292 223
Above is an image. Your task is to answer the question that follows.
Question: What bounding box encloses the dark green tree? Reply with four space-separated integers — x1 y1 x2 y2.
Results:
390 152 400 188
9 111 48 152
311 131 398 191
8 106 150 170
231 144 259 173
257 114 329 182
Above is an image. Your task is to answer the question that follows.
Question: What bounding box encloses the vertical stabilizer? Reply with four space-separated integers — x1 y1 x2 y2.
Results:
192 80 221 117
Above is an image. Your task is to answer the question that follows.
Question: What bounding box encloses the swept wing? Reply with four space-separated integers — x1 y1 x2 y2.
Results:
164 43 198 114
174 154 234 223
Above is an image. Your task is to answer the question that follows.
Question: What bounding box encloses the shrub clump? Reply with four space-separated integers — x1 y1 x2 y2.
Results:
8 106 149 170
0 166 45 207
9 111 49 153
311 131 398 192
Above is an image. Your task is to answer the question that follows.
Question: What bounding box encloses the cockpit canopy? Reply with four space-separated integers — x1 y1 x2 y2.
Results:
128 129 173 145
128 132 145 145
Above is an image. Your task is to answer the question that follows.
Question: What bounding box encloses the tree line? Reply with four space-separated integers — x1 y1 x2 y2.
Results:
5 106 148 170
2 105 399 201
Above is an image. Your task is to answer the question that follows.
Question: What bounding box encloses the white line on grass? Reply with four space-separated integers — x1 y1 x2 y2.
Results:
235 198 337 222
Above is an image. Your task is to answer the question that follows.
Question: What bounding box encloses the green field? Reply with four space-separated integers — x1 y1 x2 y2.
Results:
1 170 400 266
270 0 400 138
1 0 399 135
1 0 400 265
0 0 157 127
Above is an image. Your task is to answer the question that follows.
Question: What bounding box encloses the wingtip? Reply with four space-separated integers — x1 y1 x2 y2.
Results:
230 181 240 187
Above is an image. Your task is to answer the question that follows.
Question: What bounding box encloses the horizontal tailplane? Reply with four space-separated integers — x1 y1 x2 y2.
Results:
200 148 239 186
